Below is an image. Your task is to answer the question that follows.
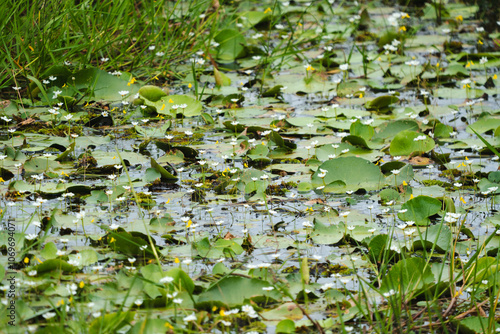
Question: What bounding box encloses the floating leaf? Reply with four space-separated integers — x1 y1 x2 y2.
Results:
33 259 79 274
215 29 247 61
139 85 167 102
389 130 435 156
398 195 442 225
380 257 434 297
365 95 399 113
150 157 178 181
197 276 281 308
312 157 384 192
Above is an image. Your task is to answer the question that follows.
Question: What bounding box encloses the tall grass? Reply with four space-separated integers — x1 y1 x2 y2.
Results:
0 0 219 98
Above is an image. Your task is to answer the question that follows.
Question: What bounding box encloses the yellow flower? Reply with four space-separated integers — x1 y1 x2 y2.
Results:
188 83 192 88
127 77 136 86
399 26 406 32
456 15 463 22
402 181 408 186
160 104 165 111
220 309 226 316
436 63 440 68
24 257 29 264
164 322 174 329
79 281 85 288
212 306 218 312
0 177 5 182
110 237 116 243
494 74 498 80
359 93 363 98
460 197 466 204
478 40 483 45
168 98 174 103
264 7 272 14
187 220 192 228
306 64 315 72
174 258 180 264
410 194 414 199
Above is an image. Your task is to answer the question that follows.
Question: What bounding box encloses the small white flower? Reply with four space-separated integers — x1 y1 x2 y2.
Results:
160 276 174 283
339 63 349 71
43 312 56 319
183 313 197 323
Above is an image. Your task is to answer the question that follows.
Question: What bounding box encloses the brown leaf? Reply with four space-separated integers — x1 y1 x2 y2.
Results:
409 156 431 165
223 232 235 240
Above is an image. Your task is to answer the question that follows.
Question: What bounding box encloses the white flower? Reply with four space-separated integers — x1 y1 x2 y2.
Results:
118 90 129 97
391 169 400 175
302 221 313 228
160 276 174 283
25 234 37 240
339 63 349 71
479 57 488 65
183 313 197 323
173 298 183 304
43 312 56 319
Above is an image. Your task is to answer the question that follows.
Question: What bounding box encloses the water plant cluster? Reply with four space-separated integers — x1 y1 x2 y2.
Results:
1 0 500 333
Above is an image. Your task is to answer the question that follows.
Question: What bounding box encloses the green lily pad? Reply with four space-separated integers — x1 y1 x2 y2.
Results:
312 157 384 192
389 130 435 156
398 195 442 225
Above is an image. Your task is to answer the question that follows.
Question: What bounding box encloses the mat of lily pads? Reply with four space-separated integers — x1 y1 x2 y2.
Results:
1 0 500 333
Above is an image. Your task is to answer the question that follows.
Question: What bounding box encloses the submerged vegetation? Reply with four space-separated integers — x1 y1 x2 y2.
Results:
1 0 500 333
